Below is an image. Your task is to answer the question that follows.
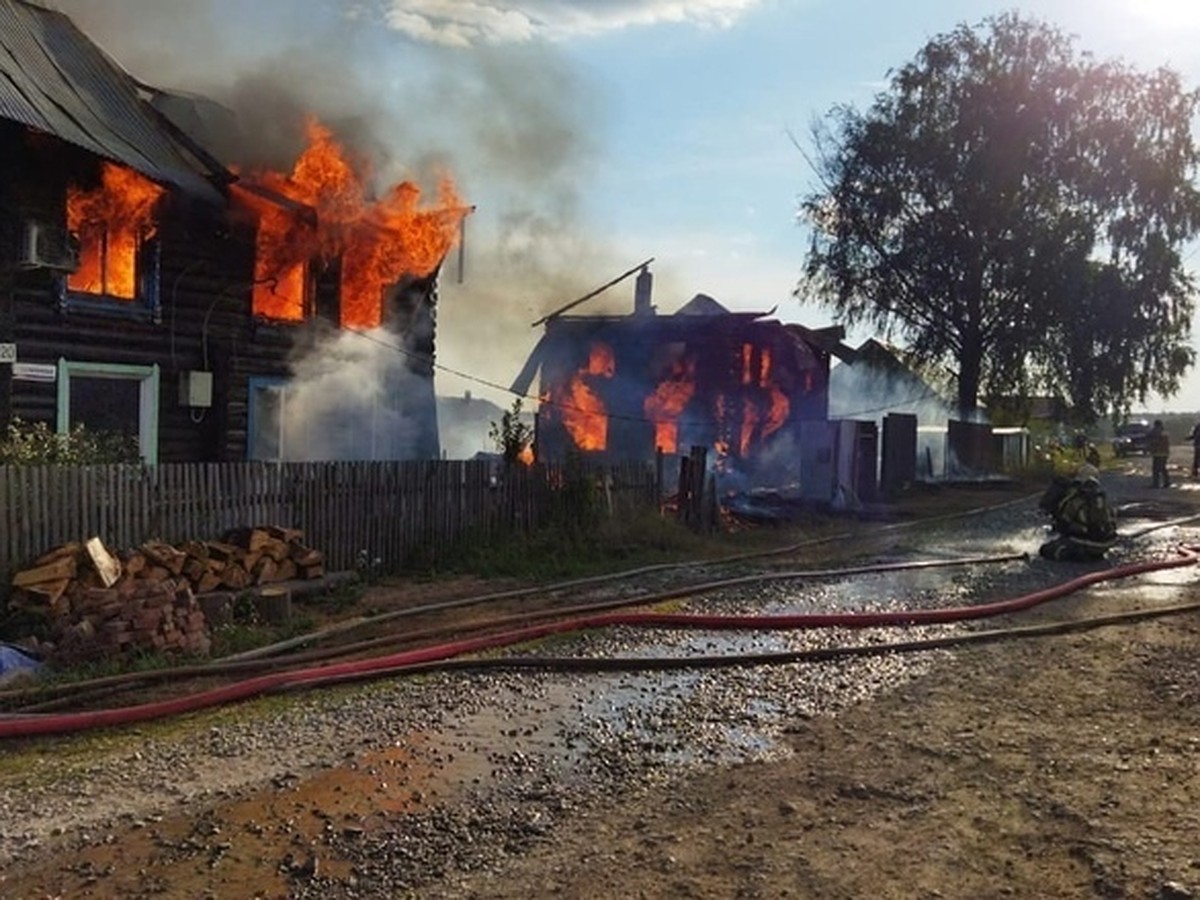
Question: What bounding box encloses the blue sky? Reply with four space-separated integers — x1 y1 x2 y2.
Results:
57 0 1200 414
415 0 1200 415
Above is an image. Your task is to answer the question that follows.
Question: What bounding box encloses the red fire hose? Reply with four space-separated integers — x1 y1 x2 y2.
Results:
2 544 1196 739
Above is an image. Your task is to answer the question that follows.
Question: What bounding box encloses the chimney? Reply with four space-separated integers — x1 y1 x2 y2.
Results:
634 265 655 316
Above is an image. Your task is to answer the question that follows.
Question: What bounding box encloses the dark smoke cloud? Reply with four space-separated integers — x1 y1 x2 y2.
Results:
49 0 624 448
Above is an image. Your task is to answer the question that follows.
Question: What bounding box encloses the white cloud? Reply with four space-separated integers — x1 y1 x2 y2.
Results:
381 0 761 46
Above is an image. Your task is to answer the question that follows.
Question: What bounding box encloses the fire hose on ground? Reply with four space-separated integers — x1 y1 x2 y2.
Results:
1 539 1198 739
0 551 1028 711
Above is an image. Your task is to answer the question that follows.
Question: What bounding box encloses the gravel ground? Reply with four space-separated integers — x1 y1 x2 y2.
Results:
1 463 1197 898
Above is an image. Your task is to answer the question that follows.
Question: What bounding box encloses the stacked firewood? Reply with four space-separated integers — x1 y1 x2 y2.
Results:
8 527 326 663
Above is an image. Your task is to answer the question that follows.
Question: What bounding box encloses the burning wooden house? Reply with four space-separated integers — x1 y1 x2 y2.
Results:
512 266 850 484
0 0 466 463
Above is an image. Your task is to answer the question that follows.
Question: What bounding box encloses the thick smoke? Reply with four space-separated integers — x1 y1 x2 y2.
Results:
51 0 625 456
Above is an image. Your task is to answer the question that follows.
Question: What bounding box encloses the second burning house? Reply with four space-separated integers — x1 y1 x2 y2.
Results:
513 269 849 483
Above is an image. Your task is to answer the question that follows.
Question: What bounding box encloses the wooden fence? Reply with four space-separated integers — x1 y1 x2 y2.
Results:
0 460 661 583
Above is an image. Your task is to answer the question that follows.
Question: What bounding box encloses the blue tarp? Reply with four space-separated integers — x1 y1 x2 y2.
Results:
0 642 42 683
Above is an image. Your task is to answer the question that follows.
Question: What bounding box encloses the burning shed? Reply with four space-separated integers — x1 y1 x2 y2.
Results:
512 266 849 484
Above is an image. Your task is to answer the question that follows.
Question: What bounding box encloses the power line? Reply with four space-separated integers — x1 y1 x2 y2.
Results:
341 325 954 432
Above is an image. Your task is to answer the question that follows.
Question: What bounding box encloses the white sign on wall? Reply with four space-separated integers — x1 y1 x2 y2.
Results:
0 343 15 364
12 363 56 383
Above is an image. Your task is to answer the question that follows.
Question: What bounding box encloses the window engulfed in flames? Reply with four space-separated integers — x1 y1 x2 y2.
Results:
555 342 614 452
241 118 468 328
644 356 696 454
549 338 792 461
720 343 790 458
67 162 165 299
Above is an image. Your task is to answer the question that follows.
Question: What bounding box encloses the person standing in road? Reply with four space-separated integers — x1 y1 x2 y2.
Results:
1189 420 1200 478
1148 419 1171 488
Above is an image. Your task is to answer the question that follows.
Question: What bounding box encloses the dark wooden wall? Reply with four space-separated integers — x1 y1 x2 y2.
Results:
1 122 444 463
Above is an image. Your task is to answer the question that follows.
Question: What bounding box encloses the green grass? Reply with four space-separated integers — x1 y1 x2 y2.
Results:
434 508 742 581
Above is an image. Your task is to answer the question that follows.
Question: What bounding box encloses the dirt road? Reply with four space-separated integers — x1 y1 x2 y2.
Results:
430 456 1200 900
3 454 1200 899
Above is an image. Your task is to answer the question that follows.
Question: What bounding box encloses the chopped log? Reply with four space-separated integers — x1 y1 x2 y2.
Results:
182 558 209 584
226 527 271 553
266 526 304 543
275 559 298 582
122 552 147 577
254 587 292 625
301 564 325 580
13 555 78 588
78 587 121 610
204 541 242 562
34 543 82 566
85 537 122 588
141 541 186 576
144 565 171 582
196 571 223 594
261 538 290 563
178 540 210 560
20 578 72 607
252 556 278 585
220 564 250 591
288 545 324 568
77 568 104 589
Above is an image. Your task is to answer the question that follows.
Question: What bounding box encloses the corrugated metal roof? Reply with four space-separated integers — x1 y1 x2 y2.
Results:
0 0 225 201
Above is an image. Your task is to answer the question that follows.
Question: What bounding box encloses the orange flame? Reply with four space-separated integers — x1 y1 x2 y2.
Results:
67 162 165 299
558 342 613 451
241 118 468 327
741 343 754 385
740 399 760 457
644 357 696 453
517 443 535 466
715 344 792 460
760 348 790 439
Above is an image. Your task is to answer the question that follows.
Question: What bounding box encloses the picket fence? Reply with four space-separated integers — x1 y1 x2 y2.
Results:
0 460 661 583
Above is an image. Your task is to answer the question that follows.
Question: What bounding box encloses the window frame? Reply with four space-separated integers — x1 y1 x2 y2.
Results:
247 375 292 461
56 359 160 465
59 232 162 322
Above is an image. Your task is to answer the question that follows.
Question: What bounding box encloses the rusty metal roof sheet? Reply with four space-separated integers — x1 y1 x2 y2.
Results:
0 0 224 201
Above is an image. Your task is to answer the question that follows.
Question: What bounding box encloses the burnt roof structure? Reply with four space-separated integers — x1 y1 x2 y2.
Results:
515 284 851 472
0 0 226 201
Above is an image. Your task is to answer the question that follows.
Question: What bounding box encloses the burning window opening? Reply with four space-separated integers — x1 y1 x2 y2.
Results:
554 341 614 452
714 343 792 461
237 118 469 330
66 162 165 300
644 356 696 454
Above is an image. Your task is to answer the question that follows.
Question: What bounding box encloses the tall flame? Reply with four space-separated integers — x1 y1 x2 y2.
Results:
644 357 696 453
760 348 790 439
715 344 791 460
67 163 165 299
241 118 468 327
558 342 613 451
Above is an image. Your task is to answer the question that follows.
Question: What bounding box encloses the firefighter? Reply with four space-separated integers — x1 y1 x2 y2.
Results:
1038 464 1118 561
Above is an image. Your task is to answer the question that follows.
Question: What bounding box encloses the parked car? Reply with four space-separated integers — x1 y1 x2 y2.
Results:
1112 420 1153 457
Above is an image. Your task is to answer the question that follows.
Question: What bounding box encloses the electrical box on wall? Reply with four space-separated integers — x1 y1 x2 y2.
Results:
178 370 213 408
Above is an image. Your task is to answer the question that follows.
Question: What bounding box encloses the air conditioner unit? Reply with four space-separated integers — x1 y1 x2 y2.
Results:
17 219 81 272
